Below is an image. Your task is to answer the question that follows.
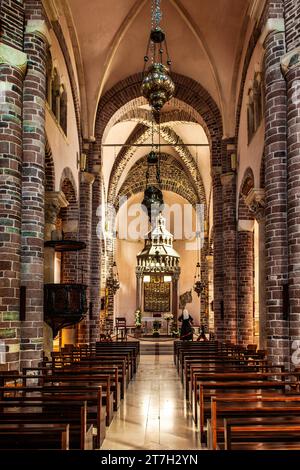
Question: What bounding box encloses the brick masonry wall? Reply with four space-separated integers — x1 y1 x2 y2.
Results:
284 5 300 359
77 172 94 344
0 0 24 51
212 169 223 340
238 230 254 346
221 169 237 344
0 0 25 371
20 6 47 369
264 22 289 366
284 0 300 52
60 178 78 284
90 171 101 343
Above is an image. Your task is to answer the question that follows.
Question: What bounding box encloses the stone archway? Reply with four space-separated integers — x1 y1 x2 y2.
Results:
92 72 224 337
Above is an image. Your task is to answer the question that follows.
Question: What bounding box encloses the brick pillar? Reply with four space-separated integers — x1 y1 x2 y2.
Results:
221 171 237 344
0 1 26 370
20 12 48 369
281 6 300 363
212 167 224 340
90 173 101 344
263 17 289 366
237 223 254 346
77 172 94 345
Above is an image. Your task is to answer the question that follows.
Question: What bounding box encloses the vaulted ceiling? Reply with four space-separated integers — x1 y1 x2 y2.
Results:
60 0 264 136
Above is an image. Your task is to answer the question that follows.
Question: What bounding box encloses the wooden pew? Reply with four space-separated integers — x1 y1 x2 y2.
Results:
223 419 300 450
0 400 92 449
0 423 70 450
210 395 300 450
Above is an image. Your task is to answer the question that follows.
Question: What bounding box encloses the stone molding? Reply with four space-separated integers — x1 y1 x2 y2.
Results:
281 47 300 75
0 43 27 75
80 172 95 185
238 220 255 232
259 18 285 46
45 191 69 225
25 20 51 45
220 172 235 186
245 188 265 221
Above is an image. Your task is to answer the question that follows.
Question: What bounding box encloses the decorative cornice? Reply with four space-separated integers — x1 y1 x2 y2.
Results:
25 20 51 45
45 191 69 225
80 172 95 185
281 47 300 76
245 188 265 221
220 172 235 186
0 43 27 75
259 18 285 46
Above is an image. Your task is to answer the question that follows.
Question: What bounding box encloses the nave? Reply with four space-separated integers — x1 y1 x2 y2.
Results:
101 342 199 450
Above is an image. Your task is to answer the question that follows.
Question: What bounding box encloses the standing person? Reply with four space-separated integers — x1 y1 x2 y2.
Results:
178 308 194 341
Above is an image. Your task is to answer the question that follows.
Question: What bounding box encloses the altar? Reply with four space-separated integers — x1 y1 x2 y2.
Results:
135 214 181 329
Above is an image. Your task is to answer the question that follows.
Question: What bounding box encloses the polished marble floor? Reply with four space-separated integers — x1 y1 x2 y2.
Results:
101 346 200 450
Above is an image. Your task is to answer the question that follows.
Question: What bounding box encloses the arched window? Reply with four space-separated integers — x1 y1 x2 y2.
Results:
46 49 53 106
247 89 255 143
51 68 60 119
60 85 68 136
247 72 264 144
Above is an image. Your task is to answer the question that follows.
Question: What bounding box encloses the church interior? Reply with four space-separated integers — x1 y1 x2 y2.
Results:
1 0 300 452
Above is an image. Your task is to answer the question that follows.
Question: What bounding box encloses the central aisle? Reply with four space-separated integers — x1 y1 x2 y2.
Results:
101 342 200 450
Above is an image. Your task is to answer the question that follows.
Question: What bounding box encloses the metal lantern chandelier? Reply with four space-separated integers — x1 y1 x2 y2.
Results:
141 0 175 117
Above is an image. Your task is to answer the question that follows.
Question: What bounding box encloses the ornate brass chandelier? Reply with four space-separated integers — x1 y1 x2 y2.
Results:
141 0 175 117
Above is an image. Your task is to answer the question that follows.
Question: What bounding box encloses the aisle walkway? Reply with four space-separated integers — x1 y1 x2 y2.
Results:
101 343 200 450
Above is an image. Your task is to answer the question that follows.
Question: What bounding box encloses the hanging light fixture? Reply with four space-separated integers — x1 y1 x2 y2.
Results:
193 235 204 297
142 116 164 221
107 261 120 295
141 0 175 118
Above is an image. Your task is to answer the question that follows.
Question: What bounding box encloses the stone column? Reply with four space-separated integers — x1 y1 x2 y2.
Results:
221 171 237 344
77 172 95 345
0 38 27 371
281 37 300 361
90 172 102 344
20 15 49 369
245 188 266 349
237 221 255 346
263 17 289 366
206 255 214 332
172 273 179 328
136 273 143 311
211 167 224 340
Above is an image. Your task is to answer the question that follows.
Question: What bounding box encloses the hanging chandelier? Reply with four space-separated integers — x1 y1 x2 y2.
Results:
107 261 120 295
193 230 204 297
141 0 175 117
142 117 164 221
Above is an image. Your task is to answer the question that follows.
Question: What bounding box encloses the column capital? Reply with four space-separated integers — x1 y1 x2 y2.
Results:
220 172 235 186
25 20 51 45
245 188 265 221
0 43 27 75
211 166 222 177
238 220 255 232
259 18 285 47
45 191 69 225
80 172 95 185
281 47 300 76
